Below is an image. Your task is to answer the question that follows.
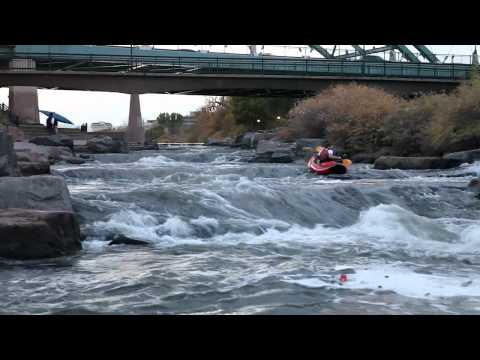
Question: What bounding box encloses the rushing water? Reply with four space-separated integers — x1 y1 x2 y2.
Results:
1 146 480 314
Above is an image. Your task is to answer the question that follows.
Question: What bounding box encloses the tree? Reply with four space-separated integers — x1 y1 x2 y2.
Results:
156 112 184 134
227 97 296 130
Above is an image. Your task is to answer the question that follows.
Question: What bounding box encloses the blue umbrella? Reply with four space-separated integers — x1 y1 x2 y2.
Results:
40 110 74 125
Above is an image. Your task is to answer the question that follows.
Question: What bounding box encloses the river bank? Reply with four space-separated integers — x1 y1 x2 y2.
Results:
1 145 480 314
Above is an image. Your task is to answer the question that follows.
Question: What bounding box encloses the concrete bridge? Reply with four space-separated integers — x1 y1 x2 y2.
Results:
0 45 475 144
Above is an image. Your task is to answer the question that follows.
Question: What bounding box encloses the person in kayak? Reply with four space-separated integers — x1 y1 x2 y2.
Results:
314 146 343 164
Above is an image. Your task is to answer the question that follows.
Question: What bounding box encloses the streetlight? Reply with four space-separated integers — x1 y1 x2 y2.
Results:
276 116 281 120
257 119 261 123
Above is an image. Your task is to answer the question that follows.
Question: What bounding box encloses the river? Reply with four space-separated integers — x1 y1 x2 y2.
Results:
1 146 480 314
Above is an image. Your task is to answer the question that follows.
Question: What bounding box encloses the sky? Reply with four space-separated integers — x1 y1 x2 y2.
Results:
0 45 478 127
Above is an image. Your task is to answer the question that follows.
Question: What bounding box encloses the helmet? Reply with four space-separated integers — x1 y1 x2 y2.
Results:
315 146 324 153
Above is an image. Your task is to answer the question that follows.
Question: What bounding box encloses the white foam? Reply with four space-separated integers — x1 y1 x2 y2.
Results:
81 239 109 252
458 224 480 252
351 204 455 244
463 161 480 176
344 265 480 299
135 155 176 166
91 209 160 242
158 216 193 237
284 263 480 300
85 202 480 260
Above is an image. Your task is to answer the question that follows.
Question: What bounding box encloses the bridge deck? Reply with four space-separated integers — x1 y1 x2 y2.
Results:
0 45 473 80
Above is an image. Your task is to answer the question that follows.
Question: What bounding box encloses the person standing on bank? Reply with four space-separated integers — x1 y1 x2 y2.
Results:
53 118 59 134
46 113 54 133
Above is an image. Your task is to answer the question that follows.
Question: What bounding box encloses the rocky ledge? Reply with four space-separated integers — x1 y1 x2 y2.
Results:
0 209 82 260
374 156 463 170
86 136 128 154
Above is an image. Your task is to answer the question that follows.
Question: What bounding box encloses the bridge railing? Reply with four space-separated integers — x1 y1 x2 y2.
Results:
0 51 474 80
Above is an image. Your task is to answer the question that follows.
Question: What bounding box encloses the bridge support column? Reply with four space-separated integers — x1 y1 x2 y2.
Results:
125 93 145 145
8 59 40 124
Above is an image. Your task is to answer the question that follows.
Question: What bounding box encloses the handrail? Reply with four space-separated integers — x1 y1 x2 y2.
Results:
0 51 473 80
0 51 474 66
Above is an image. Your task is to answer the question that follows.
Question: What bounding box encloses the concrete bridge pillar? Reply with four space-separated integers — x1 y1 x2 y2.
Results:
8 59 40 124
125 93 145 145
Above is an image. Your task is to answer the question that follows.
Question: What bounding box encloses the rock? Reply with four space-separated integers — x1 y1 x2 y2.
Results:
238 132 271 149
294 138 326 155
254 140 296 163
468 178 480 196
86 136 128 154
0 175 73 211
0 130 18 177
373 156 463 170
7 126 26 142
206 138 232 146
79 154 91 159
443 148 480 164
59 156 85 165
240 132 258 148
270 152 295 163
17 160 50 176
30 134 73 149
107 234 150 247
352 153 377 164
14 142 72 163
0 208 81 260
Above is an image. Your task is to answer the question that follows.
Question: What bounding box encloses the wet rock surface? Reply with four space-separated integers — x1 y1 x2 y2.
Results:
254 140 296 163
30 134 74 149
374 156 463 170
17 160 51 176
444 148 480 164
86 136 128 154
0 130 18 177
0 208 81 260
107 234 150 247
0 175 73 211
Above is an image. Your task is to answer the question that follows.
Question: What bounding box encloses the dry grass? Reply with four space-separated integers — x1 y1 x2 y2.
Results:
288 84 404 153
287 75 480 156
183 105 246 143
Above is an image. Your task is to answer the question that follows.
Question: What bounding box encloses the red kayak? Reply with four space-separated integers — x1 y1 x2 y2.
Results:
307 157 349 175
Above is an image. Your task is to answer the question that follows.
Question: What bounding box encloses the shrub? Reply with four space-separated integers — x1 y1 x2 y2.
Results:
424 74 480 154
288 84 404 154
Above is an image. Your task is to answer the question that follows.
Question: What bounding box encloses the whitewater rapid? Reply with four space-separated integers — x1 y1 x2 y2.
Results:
1 146 480 314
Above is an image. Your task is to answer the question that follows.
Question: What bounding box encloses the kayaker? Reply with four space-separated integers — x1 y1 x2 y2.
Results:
314 146 342 164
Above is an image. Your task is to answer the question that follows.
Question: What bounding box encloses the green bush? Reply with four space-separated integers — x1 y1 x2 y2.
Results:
145 125 165 143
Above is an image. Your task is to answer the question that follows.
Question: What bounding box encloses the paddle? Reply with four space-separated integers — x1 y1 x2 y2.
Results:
342 159 352 168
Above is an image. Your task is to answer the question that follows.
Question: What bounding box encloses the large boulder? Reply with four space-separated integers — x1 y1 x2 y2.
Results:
374 156 463 170
443 148 480 164
351 153 377 164
86 136 128 154
14 142 72 163
0 208 82 260
17 160 51 176
0 175 73 211
0 130 18 177
30 134 73 149
238 132 272 149
59 156 86 165
254 140 296 163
